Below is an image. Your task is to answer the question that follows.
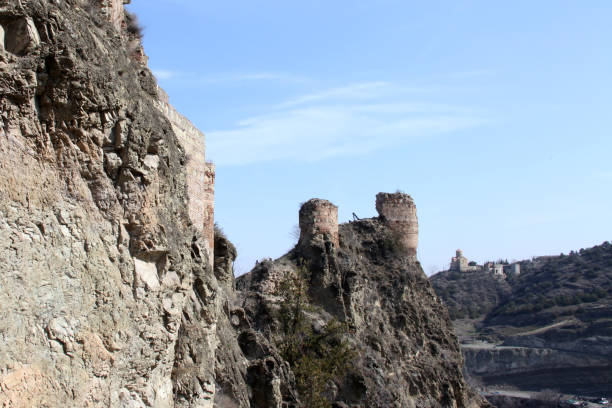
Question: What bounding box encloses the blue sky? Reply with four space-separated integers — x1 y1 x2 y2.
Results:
127 1 612 275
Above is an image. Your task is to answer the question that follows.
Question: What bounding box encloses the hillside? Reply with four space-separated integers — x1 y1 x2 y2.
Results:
430 242 612 395
487 244 612 328
429 268 512 321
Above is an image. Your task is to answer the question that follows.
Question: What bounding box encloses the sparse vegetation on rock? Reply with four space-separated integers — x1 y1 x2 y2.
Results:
274 264 355 408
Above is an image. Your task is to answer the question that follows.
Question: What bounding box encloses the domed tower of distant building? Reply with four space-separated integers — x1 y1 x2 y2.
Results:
450 249 477 272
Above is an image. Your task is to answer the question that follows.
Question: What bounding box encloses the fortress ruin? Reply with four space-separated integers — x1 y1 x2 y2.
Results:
297 192 420 257
98 0 217 267
157 90 215 267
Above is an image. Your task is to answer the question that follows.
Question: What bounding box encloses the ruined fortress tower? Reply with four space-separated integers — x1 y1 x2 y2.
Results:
375 192 419 256
298 199 339 248
297 193 419 257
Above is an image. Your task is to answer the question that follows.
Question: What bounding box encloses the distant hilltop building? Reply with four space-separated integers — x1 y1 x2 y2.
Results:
450 249 480 272
449 249 520 278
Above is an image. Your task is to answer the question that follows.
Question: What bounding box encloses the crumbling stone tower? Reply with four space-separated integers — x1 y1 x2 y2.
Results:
298 199 339 249
375 192 418 256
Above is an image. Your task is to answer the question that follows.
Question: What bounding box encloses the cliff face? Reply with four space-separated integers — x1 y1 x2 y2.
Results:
234 197 488 408
0 1 233 406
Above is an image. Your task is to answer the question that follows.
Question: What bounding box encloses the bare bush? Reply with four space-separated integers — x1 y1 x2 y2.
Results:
125 11 143 38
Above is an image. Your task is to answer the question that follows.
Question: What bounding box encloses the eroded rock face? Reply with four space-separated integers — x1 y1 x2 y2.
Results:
237 214 490 408
0 1 225 406
3 16 41 55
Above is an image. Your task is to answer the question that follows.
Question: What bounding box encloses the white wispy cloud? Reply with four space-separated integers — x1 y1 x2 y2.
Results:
207 82 487 166
278 81 391 107
228 72 310 83
152 69 177 80
439 69 493 79
152 69 310 85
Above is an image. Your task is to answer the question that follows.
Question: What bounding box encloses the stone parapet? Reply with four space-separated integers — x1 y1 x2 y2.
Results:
375 192 418 256
298 199 339 248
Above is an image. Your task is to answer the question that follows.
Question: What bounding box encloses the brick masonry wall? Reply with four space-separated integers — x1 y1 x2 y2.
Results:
157 92 214 265
375 192 418 256
203 162 215 258
298 199 339 248
97 0 127 32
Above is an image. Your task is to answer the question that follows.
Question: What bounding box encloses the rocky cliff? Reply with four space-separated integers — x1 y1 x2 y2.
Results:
0 1 235 406
233 197 488 408
0 1 487 407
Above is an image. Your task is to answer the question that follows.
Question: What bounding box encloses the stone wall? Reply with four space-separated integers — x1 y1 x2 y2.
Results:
96 0 129 32
157 88 214 265
505 263 520 276
298 199 339 248
375 192 418 256
203 162 215 260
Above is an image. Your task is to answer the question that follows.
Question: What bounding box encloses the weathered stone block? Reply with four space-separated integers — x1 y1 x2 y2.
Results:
4 17 40 56
0 25 5 51
134 258 160 291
